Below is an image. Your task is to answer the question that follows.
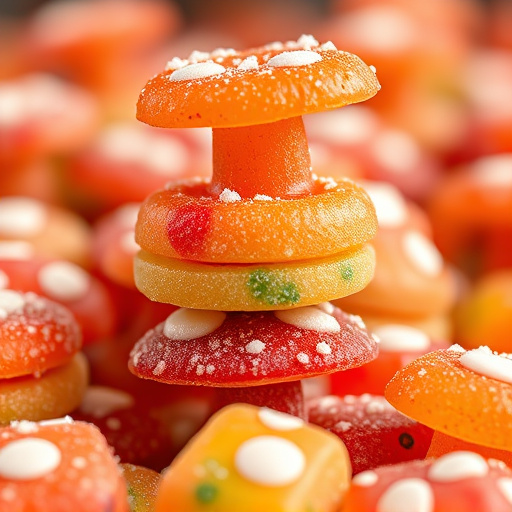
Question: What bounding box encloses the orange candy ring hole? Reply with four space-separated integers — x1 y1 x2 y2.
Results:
0 290 82 379
136 177 377 263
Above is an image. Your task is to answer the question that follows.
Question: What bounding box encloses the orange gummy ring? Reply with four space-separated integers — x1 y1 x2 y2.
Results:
385 347 512 451
134 244 375 311
136 177 377 263
0 352 89 425
137 36 380 129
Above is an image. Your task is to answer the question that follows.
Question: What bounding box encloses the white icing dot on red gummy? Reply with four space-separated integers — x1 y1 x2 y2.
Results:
37 261 90 301
372 324 430 352
497 477 512 505
79 386 134 418
275 306 340 333
163 308 226 340
0 438 61 480
376 478 434 512
353 470 379 487
0 197 47 237
245 339 265 354
258 408 304 431
360 181 408 228
169 62 226 81
268 50 322 68
0 289 26 319
428 451 489 482
0 270 9 289
459 346 512 385
234 435 305 486
402 230 443 277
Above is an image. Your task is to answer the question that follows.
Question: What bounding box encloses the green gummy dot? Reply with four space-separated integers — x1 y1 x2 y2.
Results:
340 264 353 281
195 482 218 504
248 269 300 306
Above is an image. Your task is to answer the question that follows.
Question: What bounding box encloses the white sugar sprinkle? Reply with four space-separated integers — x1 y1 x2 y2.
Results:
0 197 47 237
353 470 379 486
402 230 443 277
297 352 310 364
268 50 322 68
219 188 241 202
376 478 434 512
459 346 512 384
275 306 340 333
163 308 226 340
320 41 337 51
253 194 273 201
258 408 304 431
428 451 489 482
153 360 166 376
0 438 61 480
372 324 430 352
234 435 305 486
169 62 226 81
237 56 259 71
316 342 332 355
37 261 90 301
246 339 265 354
497 478 512 505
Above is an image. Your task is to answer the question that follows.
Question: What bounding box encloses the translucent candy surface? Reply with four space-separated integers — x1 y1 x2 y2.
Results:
307 394 433 474
120 464 161 512
385 347 512 450
137 42 380 128
154 404 351 512
136 178 377 263
0 419 128 512
134 244 375 310
129 305 378 386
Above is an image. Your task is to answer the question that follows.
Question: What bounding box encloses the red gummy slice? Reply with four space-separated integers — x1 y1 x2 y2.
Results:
307 394 434 474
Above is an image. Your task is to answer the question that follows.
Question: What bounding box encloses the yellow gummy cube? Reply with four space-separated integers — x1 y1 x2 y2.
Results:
155 403 351 512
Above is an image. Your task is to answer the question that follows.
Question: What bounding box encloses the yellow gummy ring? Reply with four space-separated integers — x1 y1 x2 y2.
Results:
136 177 377 263
0 352 89 425
134 245 375 311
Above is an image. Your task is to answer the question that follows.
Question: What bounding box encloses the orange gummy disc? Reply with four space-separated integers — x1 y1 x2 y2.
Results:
0 353 89 425
385 346 512 451
0 290 82 379
137 36 380 128
136 177 377 263
134 244 375 311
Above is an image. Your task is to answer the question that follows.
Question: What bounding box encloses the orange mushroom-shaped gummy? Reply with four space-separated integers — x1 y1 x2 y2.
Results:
385 345 512 460
137 35 380 199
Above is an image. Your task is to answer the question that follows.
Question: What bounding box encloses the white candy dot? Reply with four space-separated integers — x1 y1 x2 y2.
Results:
245 339 265 354
0 438 61 480
169 62 226 81
372 324 430 352
258 408 304 431
234 435 305 486
360 181 408 228
372 130 421 175
237 56 259 70
38 261 90 301
219 188 241 202
376 478 434 512
79 386 134 418
471 154 512 187
459 346 512 384
0 240 34 260
353 470 379 487
297 352 310 364
316 342 332 355
120 231 140 254
163 308 226 340
0 197 47 237
275 306 340 333
497 477 512 505
0 290 25 317
0 270 9 289
268 50 322 68
428 451 489 482
402 230 443 277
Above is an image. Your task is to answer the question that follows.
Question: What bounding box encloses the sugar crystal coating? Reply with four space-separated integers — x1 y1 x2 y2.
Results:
234 435 305 486
0 438 61 480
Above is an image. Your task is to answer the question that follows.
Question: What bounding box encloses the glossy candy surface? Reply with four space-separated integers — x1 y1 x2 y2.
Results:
134 244 375 310
129 304 378 386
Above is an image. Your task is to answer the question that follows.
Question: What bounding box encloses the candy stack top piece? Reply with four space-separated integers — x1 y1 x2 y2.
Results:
137 35 380 128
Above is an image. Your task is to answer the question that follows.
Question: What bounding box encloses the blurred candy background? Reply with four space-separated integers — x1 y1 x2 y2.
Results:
0 0 511 470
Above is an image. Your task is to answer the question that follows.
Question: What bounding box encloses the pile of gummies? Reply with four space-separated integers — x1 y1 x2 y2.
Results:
1 1 512 510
